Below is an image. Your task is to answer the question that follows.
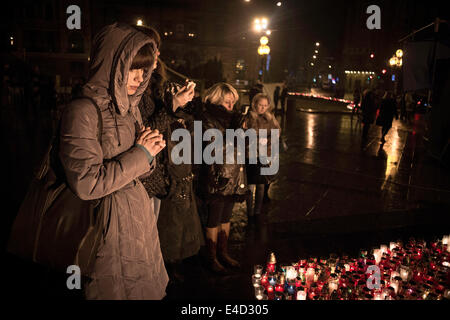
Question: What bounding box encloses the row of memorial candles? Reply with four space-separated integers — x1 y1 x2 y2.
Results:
251 235 450 300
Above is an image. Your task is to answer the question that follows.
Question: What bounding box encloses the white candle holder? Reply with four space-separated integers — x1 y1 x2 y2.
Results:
254 265 264 275
297 290 307 300
252 274 261 287
285 266 298 281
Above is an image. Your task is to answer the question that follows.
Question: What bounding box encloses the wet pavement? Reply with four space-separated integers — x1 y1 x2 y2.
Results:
167 96 450 300
2 96 450 300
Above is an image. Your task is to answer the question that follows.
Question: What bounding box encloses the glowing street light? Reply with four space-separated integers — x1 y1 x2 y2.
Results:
258 36 270 55
136 19 143 26
258 45 270 55
315 42 320 47
396 49 403 58
277 2 282 6
389 52 402 67
253 17 269 32
389 56 398 66
266 30 272 35
261 18 268 29
315 50 318 54
260 36 269 46
313 55 317 59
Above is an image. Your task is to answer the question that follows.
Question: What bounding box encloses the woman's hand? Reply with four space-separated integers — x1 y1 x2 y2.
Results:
137 127 166 157
173 85 195 111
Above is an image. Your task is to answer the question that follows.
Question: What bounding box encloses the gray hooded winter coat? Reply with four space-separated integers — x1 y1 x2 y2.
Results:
59 23 168 300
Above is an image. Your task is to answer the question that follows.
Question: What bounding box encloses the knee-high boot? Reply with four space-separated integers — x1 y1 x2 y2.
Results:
204 227 227 274
217 225 240 268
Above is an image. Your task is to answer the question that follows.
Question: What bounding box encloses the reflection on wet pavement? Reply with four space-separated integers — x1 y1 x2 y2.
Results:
264 98 450 224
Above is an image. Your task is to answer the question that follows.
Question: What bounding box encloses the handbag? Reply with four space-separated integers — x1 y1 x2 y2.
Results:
7 96 105 277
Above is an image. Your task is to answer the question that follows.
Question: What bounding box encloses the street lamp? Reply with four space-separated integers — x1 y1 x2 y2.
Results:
136 19 143 26
388 49 403 95
261 18 268 29
315 42 320 47
260 36 269 46
253 17 269 33
258 36 270 55
389 55 402 67
389 56 398 66
258 45 270 55
258 36 270 81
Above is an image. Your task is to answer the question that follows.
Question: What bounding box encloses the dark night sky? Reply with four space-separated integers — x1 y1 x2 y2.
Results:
243 0 348 56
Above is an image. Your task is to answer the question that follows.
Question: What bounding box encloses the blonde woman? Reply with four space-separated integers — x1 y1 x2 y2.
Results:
196 83 247 274
245 93 280 224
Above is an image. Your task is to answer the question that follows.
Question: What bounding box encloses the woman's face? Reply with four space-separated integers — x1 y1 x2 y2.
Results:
127 69 145 95
256 98 270 114
222 93 235 111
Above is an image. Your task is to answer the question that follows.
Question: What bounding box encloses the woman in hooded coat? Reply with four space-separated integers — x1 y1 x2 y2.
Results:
59 23 169 300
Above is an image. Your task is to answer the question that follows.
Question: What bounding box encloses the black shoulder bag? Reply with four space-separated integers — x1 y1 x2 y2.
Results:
7 96 105 277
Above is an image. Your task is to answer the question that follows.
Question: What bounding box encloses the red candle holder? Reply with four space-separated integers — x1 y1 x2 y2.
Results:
261 275 269 287
266 285 275 300
267 263 276 273
275 284 284 293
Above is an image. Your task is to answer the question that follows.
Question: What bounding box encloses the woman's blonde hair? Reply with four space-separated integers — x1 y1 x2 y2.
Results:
251 93 273 113
203 82 239 105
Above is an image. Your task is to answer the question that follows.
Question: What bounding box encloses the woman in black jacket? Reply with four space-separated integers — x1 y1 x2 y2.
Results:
137 26 203 283
197 82 248 274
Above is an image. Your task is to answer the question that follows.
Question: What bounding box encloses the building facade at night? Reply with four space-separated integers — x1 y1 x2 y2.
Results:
340 0 447 94
2 0 92 91
2 0 302 91
2 0 275 89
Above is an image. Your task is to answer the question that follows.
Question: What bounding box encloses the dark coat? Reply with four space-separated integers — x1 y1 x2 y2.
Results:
274 87 280 100
245 110 281 185
361 90 377 124
59 23 168 299
376 98 398 128
197 102 248 202
139 90 204 263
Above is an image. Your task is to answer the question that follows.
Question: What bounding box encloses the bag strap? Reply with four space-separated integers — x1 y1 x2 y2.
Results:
72 96 103 145
46 96 103 182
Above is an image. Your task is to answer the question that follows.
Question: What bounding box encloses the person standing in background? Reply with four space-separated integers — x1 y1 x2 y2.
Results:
360 88 377 148
280 82 288 114
273 86 280 112
376 91 398 144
